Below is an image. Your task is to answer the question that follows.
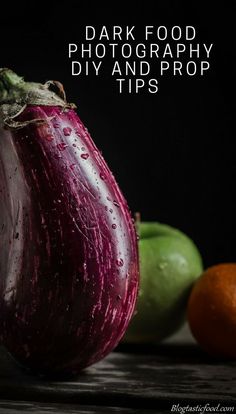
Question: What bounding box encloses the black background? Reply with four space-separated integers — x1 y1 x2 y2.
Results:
0 1 235 267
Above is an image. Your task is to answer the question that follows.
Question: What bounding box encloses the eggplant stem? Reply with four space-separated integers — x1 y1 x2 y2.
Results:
44 80 67 102
3 117 47 130
0 69 76 127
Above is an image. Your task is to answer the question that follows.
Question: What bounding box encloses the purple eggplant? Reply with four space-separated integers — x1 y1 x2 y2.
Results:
0 69 139 376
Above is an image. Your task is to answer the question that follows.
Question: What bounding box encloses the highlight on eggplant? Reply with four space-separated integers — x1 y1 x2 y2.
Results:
0 68 139 376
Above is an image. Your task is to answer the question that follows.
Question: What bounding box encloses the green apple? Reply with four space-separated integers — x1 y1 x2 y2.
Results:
124 222 203 343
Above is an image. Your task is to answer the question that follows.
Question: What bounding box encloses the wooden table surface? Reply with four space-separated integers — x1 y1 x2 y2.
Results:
0 326 235 413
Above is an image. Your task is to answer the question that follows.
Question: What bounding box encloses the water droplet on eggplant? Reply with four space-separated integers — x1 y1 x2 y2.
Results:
63 127 72 136
57 142 68 151
81 153 89 160
46 135 54 142
100 172 106 180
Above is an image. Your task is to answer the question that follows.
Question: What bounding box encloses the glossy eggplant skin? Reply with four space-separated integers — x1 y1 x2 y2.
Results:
0 106 139 376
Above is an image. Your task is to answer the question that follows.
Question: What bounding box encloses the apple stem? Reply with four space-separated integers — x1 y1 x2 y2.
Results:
135 212 141 223
134 212 141 239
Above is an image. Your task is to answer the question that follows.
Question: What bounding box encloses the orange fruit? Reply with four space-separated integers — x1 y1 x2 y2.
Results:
187 263 236 359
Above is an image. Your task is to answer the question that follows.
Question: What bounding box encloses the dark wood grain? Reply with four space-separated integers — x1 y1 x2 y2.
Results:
0 327 235 412
0 400 155 414
0 338 236 411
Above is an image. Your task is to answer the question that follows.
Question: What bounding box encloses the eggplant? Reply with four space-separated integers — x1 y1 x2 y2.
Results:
0 69 139 376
